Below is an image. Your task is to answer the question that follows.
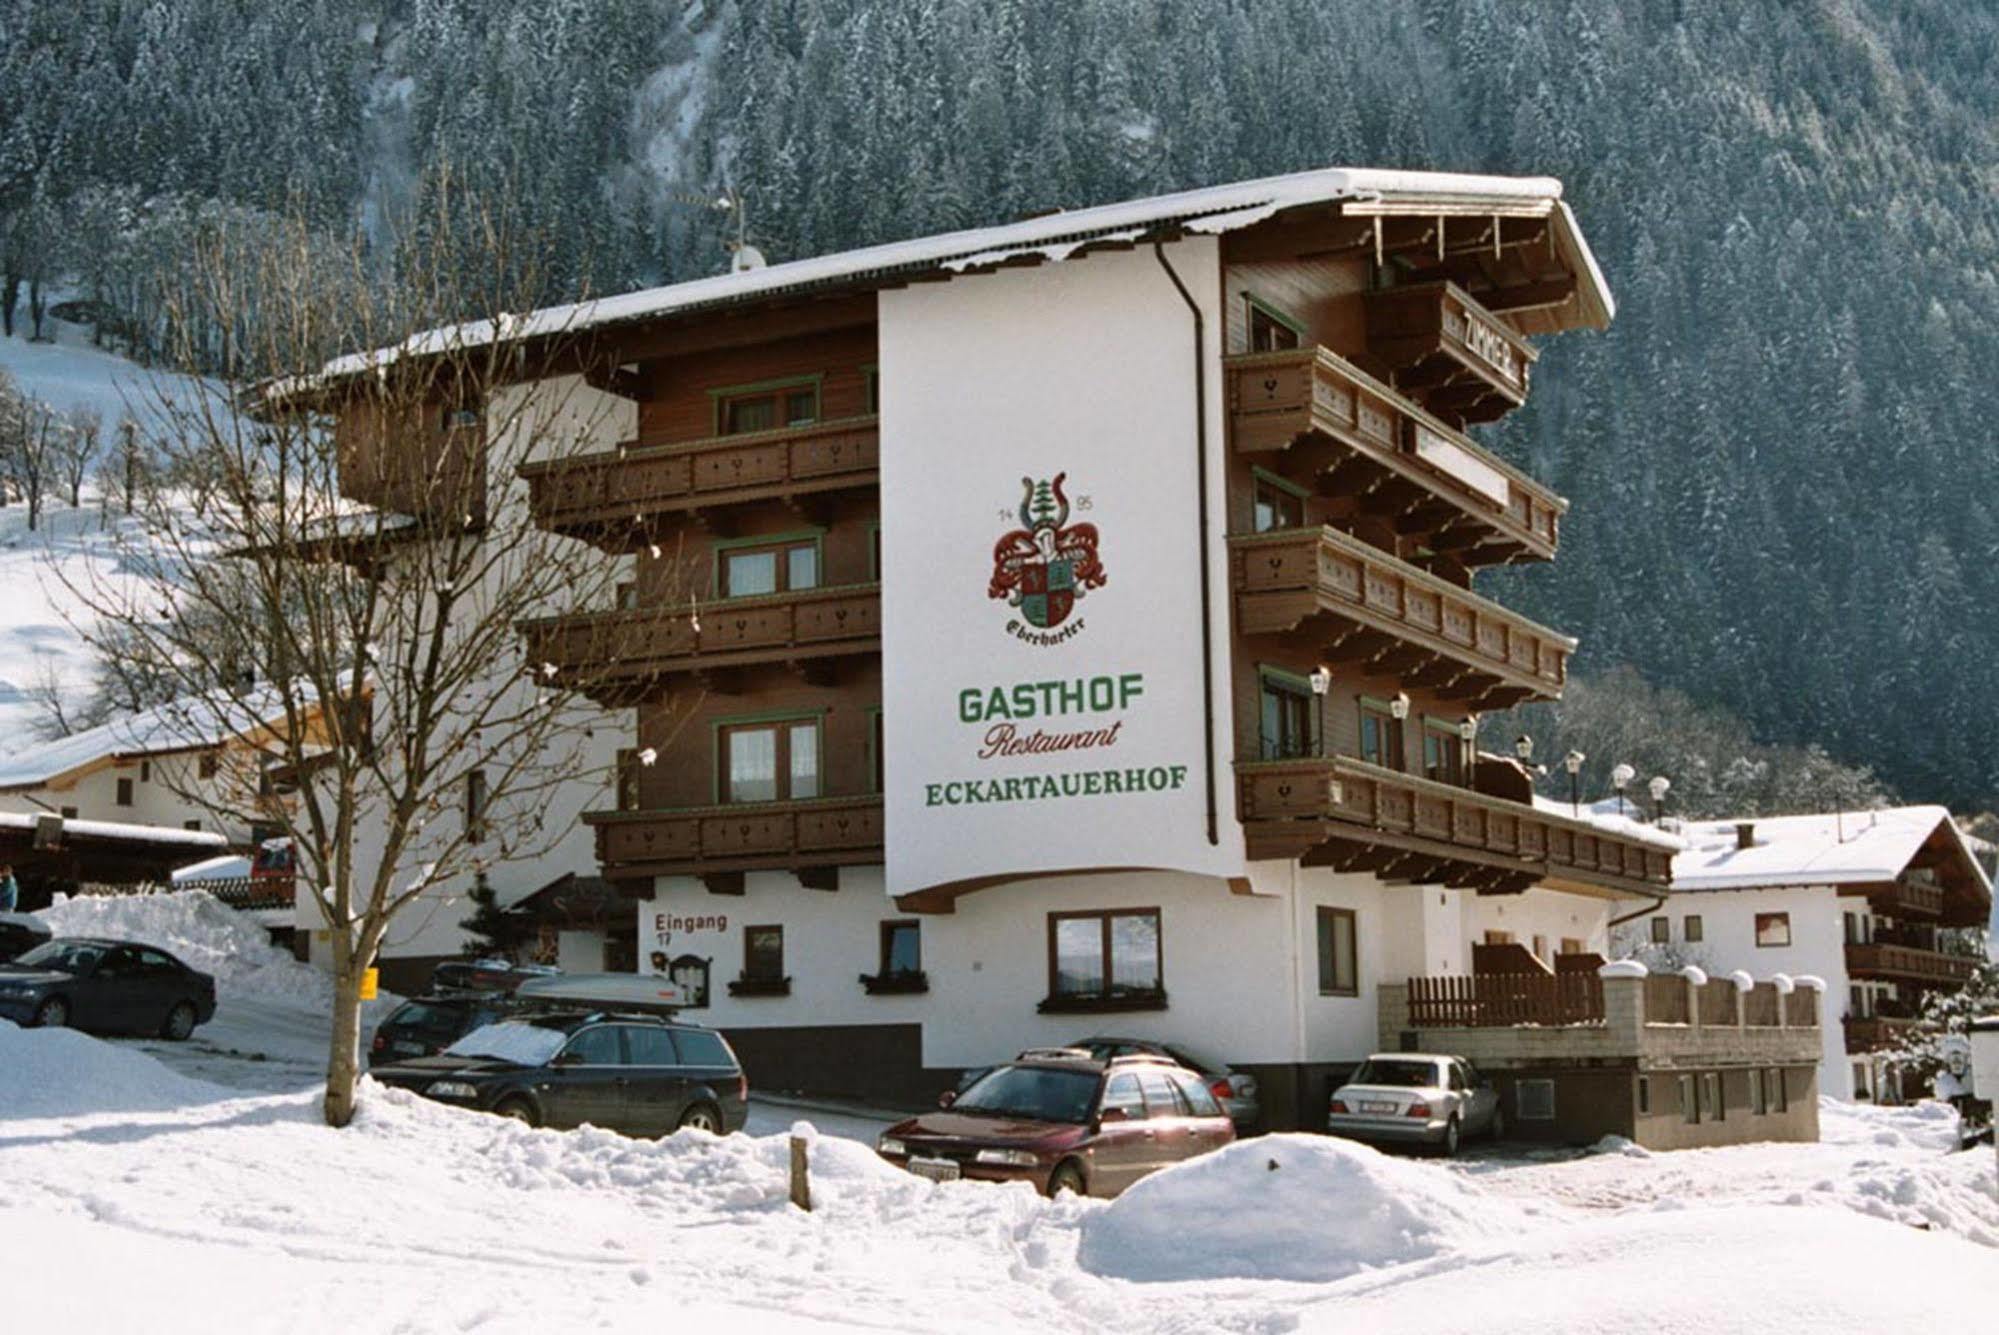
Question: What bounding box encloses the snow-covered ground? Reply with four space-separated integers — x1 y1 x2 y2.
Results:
3 880 1995 1335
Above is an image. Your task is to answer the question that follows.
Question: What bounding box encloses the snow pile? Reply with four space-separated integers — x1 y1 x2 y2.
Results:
36 890 329 1006
1078 1134 1530 1283
0 1019 234 1116
1819 1096 1961 1150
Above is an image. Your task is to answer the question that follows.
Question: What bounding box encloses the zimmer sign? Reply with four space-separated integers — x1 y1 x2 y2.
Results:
878 241 1241 897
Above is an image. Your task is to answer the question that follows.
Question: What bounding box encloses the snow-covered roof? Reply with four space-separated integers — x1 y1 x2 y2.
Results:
0 688 310 791
1671 806 1991 900
1531 794 1685 853
291 166 1611 390
0 810 227 848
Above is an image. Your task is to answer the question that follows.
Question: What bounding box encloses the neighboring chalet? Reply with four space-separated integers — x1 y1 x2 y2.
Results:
315 166 1820 1145
1664 807 1993 1103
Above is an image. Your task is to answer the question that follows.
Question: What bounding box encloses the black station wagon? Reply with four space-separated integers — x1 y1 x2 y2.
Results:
370 1010 748 1136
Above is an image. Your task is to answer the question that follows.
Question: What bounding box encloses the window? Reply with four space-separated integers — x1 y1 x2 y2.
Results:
672 1028 734 1067
60 806 77 819
1483 930 1516 946
1754 912 1791 948
870 710 884 793
465 768 488 844
1246 295 1303 352
1358 700 1405 770
1422 720 1467 785
719 718 819 803
1683 915 1703 943
1701 1072 1723 1122
1649 917 1670 945
624 1026 677 1067
1516 1079 1555 1121
1252 471 1306 533
1560 937 1586 956
1679 1074 1698 1125
1047 909 1162 1005
198 752 219 779
183 819 202 832
879 920 920 977
1848 985 1868 1019
560 1025 623 1066
615 581 639 611
139 761 151 783
1852 1064 1870 1101
1843 911 1859 945
1317 906 1358 996
1170 1070 1224 1118
1532 934 1548 964
115 777 134 807
1259 671 1315 760
1138 1068 1189 1119
717 380 818 435
1636 1075 1650 1116
864 367 880 415
717 536 820 597
1749 1068 1766 1115
1100 1073 1146 1120
616 749 643 812
744 925 785 982
1769 1068 1787 1113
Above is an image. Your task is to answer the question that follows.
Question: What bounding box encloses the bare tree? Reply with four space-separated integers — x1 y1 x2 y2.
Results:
4 392 62 530
62 180 689 1126
56 406 101 508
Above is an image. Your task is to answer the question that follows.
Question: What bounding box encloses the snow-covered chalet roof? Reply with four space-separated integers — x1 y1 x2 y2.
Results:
0 810 227 849
286 165 1612 393
1671 806 1991 908
0 688 313 792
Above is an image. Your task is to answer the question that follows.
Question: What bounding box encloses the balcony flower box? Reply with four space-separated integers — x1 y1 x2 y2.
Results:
859 970 929 996
727 975 791 999
1036 988 1168 1015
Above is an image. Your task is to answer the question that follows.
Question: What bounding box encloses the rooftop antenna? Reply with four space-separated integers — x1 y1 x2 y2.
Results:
670 184 765 273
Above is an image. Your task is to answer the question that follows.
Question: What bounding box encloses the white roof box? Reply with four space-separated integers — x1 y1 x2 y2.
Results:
514 972 687 1011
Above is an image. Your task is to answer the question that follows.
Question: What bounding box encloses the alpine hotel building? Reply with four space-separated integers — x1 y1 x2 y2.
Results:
344 168 1829 1144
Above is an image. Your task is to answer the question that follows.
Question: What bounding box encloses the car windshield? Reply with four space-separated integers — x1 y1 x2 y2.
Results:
954 1065 1099 1124
1350 1059 1444 1088
12 940 105 974
442 1020 567 1066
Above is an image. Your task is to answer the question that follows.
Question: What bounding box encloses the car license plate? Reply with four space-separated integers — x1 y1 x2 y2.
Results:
1361 1101 1398 1114
392 1041 426 1056
907 1156 960 1183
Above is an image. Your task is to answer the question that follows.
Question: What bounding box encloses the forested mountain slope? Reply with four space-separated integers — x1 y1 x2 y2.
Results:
4 0 1993 803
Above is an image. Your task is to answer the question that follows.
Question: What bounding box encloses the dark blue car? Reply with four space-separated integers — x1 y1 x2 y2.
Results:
0 937 217 1040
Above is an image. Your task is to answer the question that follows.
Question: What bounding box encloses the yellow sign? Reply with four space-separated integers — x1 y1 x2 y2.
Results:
359 967 379 1001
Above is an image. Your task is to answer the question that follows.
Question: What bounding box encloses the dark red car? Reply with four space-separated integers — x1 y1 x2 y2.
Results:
877 1050 1234 1197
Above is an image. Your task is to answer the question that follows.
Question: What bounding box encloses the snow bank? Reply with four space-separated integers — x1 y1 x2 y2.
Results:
1819 1096 1961 1151
0 1020 234 1116
1077 1134 1529 1283
37 889 332 1005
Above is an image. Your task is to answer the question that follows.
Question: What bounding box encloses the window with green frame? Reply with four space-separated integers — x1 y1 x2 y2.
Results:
1258 669 1316 760
1421 719 1466 784
718 717 820 803
1252 469 1307 533
715 378 819 435
715 533 820 597
1358 698 1405 770
1246 295 1305 352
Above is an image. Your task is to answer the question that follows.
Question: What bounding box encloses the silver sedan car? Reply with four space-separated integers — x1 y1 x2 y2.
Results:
1327 1053 1502 1156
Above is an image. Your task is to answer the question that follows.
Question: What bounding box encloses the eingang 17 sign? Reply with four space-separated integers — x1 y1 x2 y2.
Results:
878 240 1242 898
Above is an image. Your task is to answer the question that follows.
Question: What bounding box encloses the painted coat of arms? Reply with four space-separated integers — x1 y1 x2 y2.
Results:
988 473 1105 630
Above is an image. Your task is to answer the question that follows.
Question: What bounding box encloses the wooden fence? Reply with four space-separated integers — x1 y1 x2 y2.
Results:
1698 979 1739 1026
1785 988 1820 1028
1644 973 1690 1024
1743 982 1781 1027
1406 972 1604 1027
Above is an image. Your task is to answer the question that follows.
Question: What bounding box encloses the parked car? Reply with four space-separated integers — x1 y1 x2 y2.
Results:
367 994 513 1067
1327 1053 1503 1156
0 937 216 1040
879 1051 1234 1198
370 1011 748 1136
0 912 51 963
1065 1036 1261 1132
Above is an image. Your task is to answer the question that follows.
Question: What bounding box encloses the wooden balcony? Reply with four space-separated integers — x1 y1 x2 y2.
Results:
1238 755 1673 897
585 794 884 893
521 583 880 705
1867 877 1944 919
1843 1014 1925 1052
1231 526 1571 709
1844 942 1978 986
1363 281 1539 425
520 416 879 552
1224 347 1561 566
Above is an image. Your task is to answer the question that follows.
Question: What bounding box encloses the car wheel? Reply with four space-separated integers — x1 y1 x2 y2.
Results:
1047 1161 1087 1198
676 1103 722 1134
1489 1105 1506 1143
161 1001 198 1042
494 1097 538 1128
32 997 68 1029
1440 1115 1462 1158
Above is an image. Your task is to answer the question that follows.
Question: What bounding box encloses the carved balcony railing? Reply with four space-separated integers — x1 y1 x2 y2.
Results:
1869 877 1944 919
1844 942 1978 986
1842 1014 1925 1051
584 794 883 893
1231 526 1572 710
520 416 879 551
1237 755 1673 898
520 583 880 705
1363 280 1540 425
1225 347 1561 566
